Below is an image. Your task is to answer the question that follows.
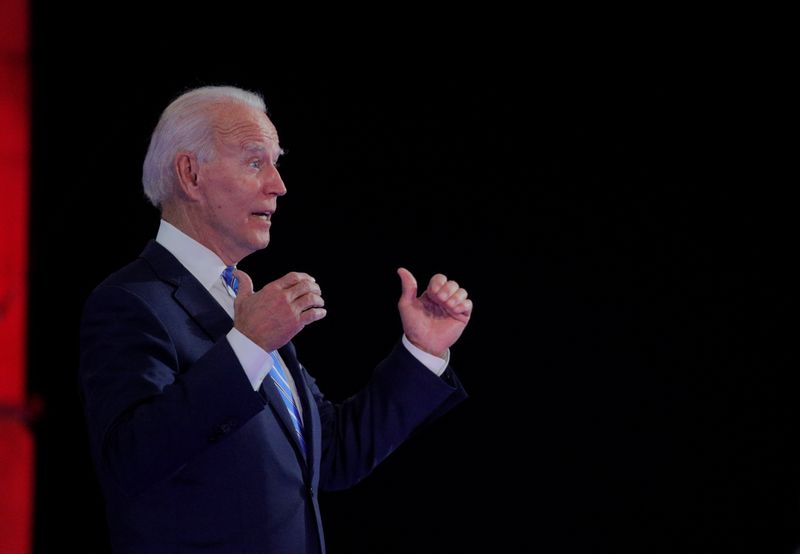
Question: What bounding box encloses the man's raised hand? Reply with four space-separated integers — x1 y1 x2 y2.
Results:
233 270 326 352
397 267 472 358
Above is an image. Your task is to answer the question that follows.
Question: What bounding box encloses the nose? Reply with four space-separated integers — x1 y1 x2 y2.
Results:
263 165 287 197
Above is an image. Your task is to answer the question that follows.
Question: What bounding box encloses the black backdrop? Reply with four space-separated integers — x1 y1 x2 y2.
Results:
27 9 795 554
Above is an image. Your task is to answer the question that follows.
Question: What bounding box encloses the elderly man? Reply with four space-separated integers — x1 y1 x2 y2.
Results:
79 86 472 553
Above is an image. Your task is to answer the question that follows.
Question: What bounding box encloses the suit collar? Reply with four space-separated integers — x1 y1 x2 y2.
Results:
155 219 229 292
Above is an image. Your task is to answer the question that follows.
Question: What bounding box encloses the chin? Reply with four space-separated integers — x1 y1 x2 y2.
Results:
254 234 271 250
237 234 270 258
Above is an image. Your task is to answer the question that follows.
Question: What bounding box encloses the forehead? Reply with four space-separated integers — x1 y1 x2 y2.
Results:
211 103 280 151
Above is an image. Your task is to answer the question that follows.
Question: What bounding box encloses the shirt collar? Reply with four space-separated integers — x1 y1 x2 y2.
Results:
155 219 229 292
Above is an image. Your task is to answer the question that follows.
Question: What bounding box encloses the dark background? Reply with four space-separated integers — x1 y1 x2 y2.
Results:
26 8 794 554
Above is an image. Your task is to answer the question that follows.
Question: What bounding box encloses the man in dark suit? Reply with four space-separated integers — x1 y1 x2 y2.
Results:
79 86 472 553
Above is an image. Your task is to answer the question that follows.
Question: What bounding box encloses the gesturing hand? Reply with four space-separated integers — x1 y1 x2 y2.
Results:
233 270 327 352
397 267 473 358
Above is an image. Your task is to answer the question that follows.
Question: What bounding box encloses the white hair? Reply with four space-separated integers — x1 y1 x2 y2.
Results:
142 86 267 208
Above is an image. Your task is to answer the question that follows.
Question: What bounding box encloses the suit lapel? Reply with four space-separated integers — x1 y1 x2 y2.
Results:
173 282 232 341
139 241 231 341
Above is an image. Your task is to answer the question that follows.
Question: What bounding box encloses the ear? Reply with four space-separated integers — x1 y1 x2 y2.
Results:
174 151 202 200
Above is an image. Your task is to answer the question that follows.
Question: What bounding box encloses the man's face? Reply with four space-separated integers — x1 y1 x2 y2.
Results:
195 104 286 263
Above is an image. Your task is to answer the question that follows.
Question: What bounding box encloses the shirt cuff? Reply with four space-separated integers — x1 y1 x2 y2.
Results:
402 335 449 377
227 328 271 391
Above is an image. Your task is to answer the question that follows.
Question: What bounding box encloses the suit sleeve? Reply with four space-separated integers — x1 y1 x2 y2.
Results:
300 341 468 492
79 284 266 497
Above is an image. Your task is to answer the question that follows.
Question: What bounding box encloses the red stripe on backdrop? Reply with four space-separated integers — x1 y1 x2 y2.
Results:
0 0 33 552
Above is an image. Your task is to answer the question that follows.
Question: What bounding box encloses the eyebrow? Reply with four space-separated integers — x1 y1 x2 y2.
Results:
242 143 285 157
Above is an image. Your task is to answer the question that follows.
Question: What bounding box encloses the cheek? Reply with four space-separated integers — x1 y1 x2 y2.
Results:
204 171 255 218
210 185 237 212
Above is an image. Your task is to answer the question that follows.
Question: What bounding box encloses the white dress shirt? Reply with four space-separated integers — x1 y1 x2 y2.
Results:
155 220 448 421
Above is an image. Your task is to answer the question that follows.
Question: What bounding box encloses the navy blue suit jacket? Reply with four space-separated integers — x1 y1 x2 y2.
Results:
79 241 468 553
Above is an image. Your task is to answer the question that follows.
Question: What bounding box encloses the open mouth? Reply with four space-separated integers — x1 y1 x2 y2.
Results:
252 211 273 220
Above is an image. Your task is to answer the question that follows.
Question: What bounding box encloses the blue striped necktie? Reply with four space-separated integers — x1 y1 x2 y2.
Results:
221 266 306 457
268 351 307 456
222 265 239 297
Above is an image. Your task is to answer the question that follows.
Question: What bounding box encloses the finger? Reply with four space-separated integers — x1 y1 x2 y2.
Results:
277 271 316 289
427 273 448 296
299 307 327 326
286 280 322 302
434 280 459 303
233 269 255 298
397 267 418 303
297 293 325 312
445 288 468 309
450 311 471 324
452 298 473 318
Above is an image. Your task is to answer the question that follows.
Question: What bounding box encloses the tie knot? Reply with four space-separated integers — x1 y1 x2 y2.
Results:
222 266 238 296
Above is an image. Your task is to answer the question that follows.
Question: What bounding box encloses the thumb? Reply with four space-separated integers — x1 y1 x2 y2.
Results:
233 269 255 298
396 267 418 303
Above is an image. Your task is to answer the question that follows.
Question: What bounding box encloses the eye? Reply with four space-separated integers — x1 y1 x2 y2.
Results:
249 159 262 170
